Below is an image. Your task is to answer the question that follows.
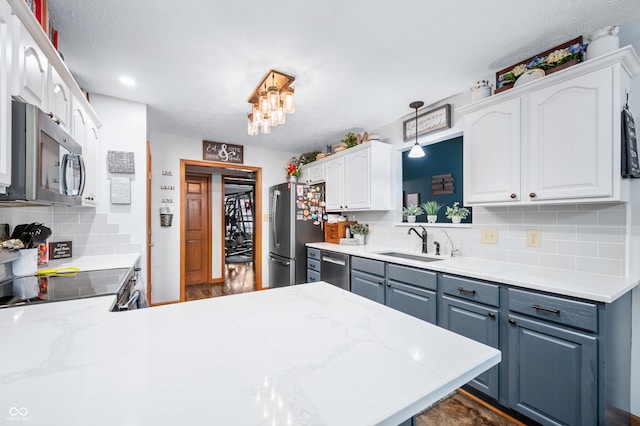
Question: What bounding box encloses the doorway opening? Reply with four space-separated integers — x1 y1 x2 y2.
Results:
180 160 263 303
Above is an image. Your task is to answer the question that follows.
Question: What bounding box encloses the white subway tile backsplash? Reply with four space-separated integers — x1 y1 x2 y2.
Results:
576 257 623 276
523 212 557 225
598 243 626 260
540 204 578 212
540 253 576 270
577 226 625 243
507 250 539 266
557 240 598 257
597 210 626 226
557 211 598 225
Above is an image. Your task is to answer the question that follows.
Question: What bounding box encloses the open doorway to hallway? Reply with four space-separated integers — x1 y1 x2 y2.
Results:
181 160 262 302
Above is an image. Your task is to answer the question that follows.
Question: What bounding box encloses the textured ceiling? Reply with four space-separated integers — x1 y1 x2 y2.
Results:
47 0 640 153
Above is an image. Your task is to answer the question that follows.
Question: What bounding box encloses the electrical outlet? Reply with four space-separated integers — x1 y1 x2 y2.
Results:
368 225 375 235
481 228 498 244
263 213 269 222
527 230 541 247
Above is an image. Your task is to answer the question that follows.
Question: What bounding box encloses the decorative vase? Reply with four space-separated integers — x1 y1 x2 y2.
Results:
288 175 298 183
354 234 365 245
407 215 416 223
427 215 438 223
451 216 462 224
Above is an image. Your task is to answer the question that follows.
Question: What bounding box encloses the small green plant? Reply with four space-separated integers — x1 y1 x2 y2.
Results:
445 202 470 219
341 132 358 148
421 201 443 215
402 204 423 216
350 223 369 235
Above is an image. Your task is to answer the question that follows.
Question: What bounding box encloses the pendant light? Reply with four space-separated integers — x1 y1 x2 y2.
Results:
408 101 426 158
282 87 295 113
267 73 280 111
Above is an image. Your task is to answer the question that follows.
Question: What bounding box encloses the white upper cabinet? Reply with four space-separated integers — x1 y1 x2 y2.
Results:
528 67 613 201
0 0 13 191
12 16 47 109
300 162 324 184
82 116 99 206
459 47 640 206
463 97 521 204
312 141 392 212
71 95 88 148
48 66 71 132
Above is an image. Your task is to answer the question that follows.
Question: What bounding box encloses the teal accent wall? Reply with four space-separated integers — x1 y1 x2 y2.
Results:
402 136 472 223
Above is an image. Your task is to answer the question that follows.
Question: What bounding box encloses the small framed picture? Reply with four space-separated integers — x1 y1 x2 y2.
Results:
403 104 451 141
405 192 419 207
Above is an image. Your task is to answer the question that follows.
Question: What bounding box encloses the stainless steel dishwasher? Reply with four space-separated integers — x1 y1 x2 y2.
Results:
320 251 350 291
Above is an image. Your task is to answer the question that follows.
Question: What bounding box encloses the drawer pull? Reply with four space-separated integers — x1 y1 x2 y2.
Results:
457 287 476 295
508 318 516 325
378 280 384 286
487 312 496 318
532 304 560 314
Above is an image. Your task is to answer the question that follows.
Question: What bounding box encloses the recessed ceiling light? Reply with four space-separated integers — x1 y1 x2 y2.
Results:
119 76 136 87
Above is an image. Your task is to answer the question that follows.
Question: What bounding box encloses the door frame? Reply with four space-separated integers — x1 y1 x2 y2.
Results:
180 159 263 302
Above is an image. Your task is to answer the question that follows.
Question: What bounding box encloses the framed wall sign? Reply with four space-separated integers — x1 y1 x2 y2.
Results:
107 151 135 174
403 104 451 141
203 141 244 164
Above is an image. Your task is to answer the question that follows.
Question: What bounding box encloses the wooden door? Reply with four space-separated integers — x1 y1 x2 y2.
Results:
185 174 211 285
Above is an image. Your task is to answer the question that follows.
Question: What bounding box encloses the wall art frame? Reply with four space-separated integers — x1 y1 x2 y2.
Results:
403 104 451 142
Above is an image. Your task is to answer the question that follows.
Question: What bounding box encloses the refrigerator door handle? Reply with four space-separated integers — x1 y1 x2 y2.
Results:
270 256 290 266
272 190 280 249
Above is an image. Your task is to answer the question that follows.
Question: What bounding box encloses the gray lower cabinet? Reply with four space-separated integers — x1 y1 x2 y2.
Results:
440 275 500 400
306 248 321 282
351 257 437 324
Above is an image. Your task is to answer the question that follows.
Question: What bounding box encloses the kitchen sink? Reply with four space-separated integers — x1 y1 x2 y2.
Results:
376 252 443 262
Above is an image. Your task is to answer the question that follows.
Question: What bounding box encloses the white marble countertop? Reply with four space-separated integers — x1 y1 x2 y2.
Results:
307 242 639 303
0 282 500 425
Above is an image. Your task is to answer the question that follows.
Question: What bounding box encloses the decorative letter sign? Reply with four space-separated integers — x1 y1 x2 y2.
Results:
203 140 244 164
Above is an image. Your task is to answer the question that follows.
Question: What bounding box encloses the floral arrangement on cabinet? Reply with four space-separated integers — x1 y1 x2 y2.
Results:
285 157 301 179
445 202 470 224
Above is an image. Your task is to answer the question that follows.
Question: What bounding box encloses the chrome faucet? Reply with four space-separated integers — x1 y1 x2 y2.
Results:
440 229 460 257
408 225 428 253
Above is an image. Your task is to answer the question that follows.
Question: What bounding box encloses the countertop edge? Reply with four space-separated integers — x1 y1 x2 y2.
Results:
306 242 639 303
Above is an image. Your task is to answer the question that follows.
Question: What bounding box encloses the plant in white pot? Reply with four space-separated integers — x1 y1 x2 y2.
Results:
421 201 443 223
401 204 423 223
445 202 470 224
350 223 369 244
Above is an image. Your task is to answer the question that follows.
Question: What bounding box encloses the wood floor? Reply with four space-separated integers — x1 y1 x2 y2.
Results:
185 262 255 302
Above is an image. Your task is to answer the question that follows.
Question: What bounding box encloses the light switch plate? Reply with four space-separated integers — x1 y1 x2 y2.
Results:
527 230 541 247
481 228 498 244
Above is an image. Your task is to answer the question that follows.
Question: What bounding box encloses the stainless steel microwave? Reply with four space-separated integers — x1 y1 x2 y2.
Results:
0 101 85 206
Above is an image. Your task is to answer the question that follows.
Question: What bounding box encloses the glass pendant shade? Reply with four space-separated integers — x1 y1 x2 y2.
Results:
282 87 295 113
247 114 258 135
269 111 279 126
253 104 263 123
261 115 271 134
267 86 280 111
276 102 286 124
259 91 269 114
408 142 425 158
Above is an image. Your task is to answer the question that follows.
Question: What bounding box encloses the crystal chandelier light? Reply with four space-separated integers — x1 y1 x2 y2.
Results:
247 70 296 135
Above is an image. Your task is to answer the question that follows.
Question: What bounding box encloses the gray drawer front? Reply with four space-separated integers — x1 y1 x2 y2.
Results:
387 263 437 291
307 258 320 272
307 269 320 282
307 248 320 260
508 288 598 332
351 256 385 277
441 274 499 307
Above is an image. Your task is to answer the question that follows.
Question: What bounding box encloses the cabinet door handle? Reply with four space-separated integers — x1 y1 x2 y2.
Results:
457 287 476 295
377 280 384 285
488 312 496 318
508 318 516 325
510 193 517 199
386 281 390 287
529 192 536 198
532 304 560 314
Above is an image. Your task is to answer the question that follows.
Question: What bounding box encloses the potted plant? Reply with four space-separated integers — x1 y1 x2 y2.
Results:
421 201 443 223
341 132 358 148
445 202 470 224
401 204 423 223
350 223 369 244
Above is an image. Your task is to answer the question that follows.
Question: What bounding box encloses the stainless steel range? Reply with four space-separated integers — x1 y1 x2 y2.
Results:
0 267 135 309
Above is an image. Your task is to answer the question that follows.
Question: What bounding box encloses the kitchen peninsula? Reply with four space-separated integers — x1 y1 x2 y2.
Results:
0 282 500 425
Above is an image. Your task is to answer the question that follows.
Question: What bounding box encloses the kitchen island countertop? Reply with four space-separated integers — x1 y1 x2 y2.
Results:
0 282 500 425
307 242 639 303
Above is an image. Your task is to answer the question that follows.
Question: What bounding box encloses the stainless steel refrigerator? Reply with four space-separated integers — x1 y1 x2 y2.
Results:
269 181 325 287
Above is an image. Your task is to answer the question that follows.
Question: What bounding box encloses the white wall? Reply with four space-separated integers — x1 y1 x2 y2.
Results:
149 131 297 303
